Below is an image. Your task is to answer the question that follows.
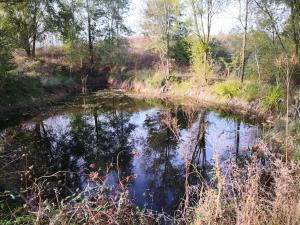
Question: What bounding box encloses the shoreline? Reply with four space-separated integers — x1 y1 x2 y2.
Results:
0 77 272 128
108 77 271 121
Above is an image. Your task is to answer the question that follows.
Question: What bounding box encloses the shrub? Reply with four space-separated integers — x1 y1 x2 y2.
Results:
145 71 166 88
0 74 45 105
241 82 261 102
41 75 75 88
213 80 241 98
134 69 153 82
26 60 41 71
261 86 283 112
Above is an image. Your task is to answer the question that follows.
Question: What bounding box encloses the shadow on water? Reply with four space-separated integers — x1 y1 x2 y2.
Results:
0 91 260 215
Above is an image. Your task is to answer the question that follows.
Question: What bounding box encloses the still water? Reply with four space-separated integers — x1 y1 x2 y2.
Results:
0 91 259 214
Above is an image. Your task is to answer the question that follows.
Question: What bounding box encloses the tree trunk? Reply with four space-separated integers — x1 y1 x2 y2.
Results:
291 0 299 58
32 1 37 57
25 47 31 57
240 0 249 83
86 0 94 68
32 34 36 57
25 40 31 57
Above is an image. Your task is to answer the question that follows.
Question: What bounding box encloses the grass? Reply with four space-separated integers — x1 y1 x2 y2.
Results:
1 51 299 224
213 79 242 99
261 86 284 112
191 151 300 225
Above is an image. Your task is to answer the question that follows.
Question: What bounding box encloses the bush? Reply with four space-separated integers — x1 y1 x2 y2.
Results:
241 82 261 102
26 60 41 71
145 71 166 88
261 86 283 112
213 80 241 98
41 75 75 88
0 74 45 105
134 69 153 82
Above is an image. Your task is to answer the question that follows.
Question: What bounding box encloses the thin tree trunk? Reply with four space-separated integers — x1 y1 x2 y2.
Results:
25 46 31 57
240 0 249 83
86 0 94 68
254 49 261 81
31 0 39 57
291 0 299 58
32 34 36 57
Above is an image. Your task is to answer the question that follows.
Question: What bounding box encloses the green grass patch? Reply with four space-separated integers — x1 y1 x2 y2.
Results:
241 82 261 101
261 86 283 112
213 80 242 99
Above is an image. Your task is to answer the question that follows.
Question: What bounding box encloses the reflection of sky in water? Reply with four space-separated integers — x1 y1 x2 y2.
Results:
1 99 259 214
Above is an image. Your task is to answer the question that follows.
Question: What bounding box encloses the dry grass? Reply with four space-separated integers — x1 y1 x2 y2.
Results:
191 142 300 225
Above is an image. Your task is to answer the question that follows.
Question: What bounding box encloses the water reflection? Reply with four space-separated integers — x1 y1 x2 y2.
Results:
0 92 259 214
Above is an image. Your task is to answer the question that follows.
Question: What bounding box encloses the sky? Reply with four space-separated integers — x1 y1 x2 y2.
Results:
124 0 243 37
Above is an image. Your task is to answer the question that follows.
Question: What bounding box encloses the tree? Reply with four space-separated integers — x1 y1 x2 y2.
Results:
239 0 250 83
143 0 181 74
99 0 130 43
283 0 300 58
82 0 130 69
254 0 299 57
190 0 227 81
0 28 14 77
96 0 131 68
0 0 47 57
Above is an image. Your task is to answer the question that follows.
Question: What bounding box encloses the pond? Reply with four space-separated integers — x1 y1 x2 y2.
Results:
0 91 260 215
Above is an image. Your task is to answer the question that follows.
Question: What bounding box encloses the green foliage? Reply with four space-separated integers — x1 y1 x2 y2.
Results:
26 60 41 71
145 71 167 88
172 80 192 94
64 41 89 70
134 69 154 82
98 39 132 67
0 75 44 105
143 0 181 58
169 23 192 64
188 36 215 81
241 82 261 101
41 75 75 89
0 28 14 76
261 86 283 111
0 1 47 56
213 80 241 98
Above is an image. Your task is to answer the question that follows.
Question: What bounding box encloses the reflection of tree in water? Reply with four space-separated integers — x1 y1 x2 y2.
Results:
0 109 136 203
191 111 208 168
188 110 211 189
142 108 185 212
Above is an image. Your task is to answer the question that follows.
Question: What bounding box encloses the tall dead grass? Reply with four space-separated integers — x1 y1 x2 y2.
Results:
191 141 300 225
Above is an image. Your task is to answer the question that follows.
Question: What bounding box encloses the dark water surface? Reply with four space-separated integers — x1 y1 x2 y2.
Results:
0 91 259 214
